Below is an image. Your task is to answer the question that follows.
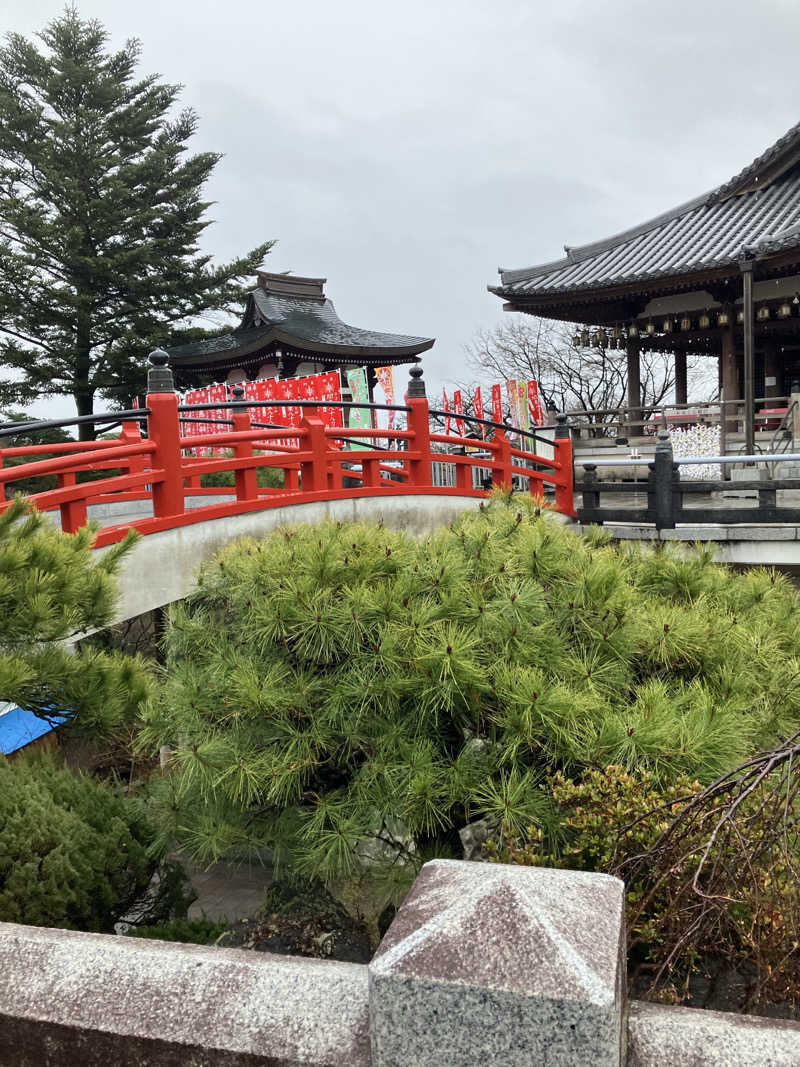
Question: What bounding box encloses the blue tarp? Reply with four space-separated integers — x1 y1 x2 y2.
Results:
0 702 66 755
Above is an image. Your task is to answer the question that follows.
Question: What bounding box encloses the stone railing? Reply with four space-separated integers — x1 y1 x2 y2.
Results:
2 859 799 1065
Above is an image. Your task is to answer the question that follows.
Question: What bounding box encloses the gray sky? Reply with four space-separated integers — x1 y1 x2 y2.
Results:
4 0 800 418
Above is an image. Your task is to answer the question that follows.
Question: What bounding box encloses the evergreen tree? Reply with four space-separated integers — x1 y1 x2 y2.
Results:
0 497 154 734
141 498 800 902
0 9 273 436
0 751 157 931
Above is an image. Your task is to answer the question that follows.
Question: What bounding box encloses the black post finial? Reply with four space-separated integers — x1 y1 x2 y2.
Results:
407 364 426 399
554 412 570 439
147 349 174 394
231 382 245 403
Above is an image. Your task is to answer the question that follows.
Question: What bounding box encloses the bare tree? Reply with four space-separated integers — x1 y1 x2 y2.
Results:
464 318 715 435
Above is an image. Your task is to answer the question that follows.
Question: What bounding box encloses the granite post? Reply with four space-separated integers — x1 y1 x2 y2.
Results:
369 858 626 1066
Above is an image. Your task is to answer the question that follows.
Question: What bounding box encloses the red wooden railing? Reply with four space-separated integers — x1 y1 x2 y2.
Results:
0 357 574 548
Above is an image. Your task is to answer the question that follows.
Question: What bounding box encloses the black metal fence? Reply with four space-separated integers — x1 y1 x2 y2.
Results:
578 432 800 529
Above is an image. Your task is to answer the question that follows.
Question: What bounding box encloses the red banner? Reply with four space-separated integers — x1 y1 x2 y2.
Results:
527 379 545 427
491 384 502 425
442 388 451 435
474 386 485 437
452 389 465 437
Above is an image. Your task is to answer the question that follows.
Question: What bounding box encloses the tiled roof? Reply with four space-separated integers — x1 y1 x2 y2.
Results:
168 284 433 365
494 123 800 300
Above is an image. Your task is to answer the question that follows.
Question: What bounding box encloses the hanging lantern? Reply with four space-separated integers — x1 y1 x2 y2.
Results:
662 317 673 333
590 330 600 347
597 328 608 347
757 305 771 321
628 322 639 338
646 320 655 335
572 331 582 346
680 315 692 331
778 302 792 319
717 310 730 327
698 312 711 329
580 329 589 346
736 309 745 324
612 327 622 341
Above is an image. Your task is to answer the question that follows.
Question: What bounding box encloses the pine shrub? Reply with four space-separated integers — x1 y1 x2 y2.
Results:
142 497 800 896
0 752 157 931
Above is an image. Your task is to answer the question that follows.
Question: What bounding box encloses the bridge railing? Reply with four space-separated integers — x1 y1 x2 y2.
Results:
578 432 800 529
0 354 575 545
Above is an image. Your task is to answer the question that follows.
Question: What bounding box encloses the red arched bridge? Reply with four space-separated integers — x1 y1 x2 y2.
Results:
0 355 576 550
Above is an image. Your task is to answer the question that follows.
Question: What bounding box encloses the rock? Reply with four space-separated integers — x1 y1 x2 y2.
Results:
458 816 498 861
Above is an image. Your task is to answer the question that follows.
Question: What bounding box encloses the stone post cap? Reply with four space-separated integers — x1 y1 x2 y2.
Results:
372 858 624 1006
369 859 626 1066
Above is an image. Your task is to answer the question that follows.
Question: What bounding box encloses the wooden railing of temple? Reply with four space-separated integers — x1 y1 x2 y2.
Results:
0 354 575 546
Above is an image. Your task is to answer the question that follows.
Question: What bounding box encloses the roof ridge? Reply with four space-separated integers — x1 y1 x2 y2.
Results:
499 120 800 287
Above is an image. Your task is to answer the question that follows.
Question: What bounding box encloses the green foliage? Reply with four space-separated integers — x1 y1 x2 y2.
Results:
0 10 272 430
199 453 284 490
125 917 226 945
0 411 75 496
491 765 800 1009
0 498 155 734
0 751 159 931
142 497 800 897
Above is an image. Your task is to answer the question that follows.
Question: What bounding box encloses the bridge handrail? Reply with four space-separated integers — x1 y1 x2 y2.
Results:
575 451 800 468
0 356 576 541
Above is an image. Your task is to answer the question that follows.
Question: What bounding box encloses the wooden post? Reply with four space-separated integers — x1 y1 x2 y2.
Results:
231 386 257 503
299 407 329 494
741 257 755 456
146 351 184 520
491 427 512 490
674 351 687 406
554 413 575 515
626 337 642 435
406 367 432 489
58 471 87 533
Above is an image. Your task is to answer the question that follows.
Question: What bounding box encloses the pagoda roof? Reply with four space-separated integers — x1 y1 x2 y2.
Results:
492 122 800 304
168 273 434 369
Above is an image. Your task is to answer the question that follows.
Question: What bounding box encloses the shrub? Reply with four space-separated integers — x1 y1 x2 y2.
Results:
125 917 226 944
490 762 800 1010
0 752 159 931
140 497 800 900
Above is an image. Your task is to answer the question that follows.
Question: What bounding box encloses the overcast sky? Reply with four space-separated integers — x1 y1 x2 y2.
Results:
4 0 800 418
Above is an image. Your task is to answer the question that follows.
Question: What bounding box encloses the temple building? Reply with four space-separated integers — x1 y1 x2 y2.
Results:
490 121 800 450
167 272 434 394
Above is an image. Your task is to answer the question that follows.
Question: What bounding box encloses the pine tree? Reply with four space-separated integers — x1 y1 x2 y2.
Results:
0 498 154 734
141 497 800 901
0 9 273 435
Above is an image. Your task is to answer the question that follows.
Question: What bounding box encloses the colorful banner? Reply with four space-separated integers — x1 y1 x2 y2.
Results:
474 386 485 437
452 389 465 437
442 388 451 435
527 380 545 427
491 384 503 425
505 380 519 434
375 366 395 433
346 366 371 450
516 381 530 433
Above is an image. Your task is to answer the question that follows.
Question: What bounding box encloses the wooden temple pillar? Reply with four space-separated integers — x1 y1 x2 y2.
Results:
626 337 641 434
720 310 739 446
674 351 687 406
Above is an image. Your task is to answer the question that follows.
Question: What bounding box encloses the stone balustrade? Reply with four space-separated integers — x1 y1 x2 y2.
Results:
1 859 798 1066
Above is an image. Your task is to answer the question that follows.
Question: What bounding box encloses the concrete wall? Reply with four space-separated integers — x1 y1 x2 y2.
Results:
2 860 797 1065
579 522 800 567
97 494 488 625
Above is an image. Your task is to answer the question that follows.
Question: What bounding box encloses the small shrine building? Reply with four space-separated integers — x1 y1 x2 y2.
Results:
490 122 800 451
166 272 434 396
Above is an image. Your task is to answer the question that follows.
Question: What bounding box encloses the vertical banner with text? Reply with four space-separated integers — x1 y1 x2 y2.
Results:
346 366 371 450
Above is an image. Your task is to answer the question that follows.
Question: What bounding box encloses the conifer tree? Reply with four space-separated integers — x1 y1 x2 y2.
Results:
0 498 154 733
0 9 273 435
142 498 800 900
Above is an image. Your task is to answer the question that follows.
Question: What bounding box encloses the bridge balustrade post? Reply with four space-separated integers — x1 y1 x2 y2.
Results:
405 366 432 489
554 413 575 515
231 385 258 503
582 463 600 520
491 427 512 490
299 407 329 494
58 471 87 533
652 430 675 530
146 350 184 520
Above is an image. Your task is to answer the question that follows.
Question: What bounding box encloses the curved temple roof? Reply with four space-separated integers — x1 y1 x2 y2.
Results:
168 273 434 369
492 122 800 301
